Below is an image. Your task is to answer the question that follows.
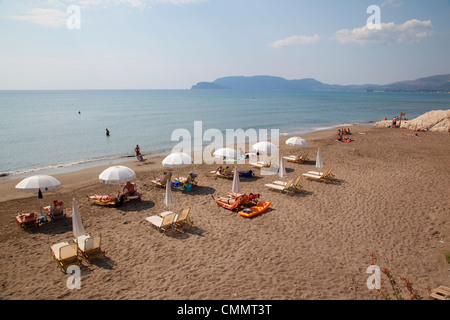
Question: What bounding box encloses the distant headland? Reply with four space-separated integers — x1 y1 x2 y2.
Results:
191 74 450 92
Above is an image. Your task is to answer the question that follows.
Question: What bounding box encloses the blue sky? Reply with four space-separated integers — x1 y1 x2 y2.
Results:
0 0 449 89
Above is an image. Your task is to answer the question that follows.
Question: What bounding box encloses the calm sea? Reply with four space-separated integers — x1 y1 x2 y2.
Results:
1 89 449 178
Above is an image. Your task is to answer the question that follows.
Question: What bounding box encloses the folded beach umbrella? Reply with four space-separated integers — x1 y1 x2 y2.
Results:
162 152 193 168
72 198 86 240
164 179 175 209
278 156 286 178
286 136 308 147
252 141 278 155
316 147 324 169
99 165 136 184
213 148 238 161
15 175 62 196
232 166 241 194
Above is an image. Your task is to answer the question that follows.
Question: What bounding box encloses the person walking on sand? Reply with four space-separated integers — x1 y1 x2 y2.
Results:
134 145 140 156
106 128 110 136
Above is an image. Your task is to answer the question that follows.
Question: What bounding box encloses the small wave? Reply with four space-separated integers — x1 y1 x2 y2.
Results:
4 155 131 178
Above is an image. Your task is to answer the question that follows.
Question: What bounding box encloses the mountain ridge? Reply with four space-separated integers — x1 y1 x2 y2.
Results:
191 74 450 92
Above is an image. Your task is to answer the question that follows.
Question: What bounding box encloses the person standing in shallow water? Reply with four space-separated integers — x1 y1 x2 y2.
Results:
106 128 110 136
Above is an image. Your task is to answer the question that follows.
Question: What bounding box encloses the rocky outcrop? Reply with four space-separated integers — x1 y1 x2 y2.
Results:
375 109 450 132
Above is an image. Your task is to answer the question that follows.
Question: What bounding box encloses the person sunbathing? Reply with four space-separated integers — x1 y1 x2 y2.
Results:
213 194 239 205
177 173 197 184
154 172 171 185
88 194 119 203
122 181 137 200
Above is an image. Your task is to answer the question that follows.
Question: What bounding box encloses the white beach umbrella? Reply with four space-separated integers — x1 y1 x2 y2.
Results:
232 166 241 194
72 198 86 240
286 136 308 147
252 141 278 155
15 175 62 198
316 147 324 169
99 165 136 184
278 156 286 178
213 148 238 161
164 180 175 208
162 152 193 168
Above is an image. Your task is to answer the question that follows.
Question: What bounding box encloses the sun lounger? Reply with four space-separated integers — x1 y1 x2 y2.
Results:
176 173 198 185
87 194 120 207
213 194 249 211
50 242 81 272
302 168 334 182
265 180 294 193
171 208 193 229
16 211 38 229
126 182 141 201
430 286 450 300
146 212 177 233
172 174 198 191
43 200 66 221
272 176 303 192
76 234 105 261
283 153 309 163
210 170 233 179
250 161 271 169
152 174 171 188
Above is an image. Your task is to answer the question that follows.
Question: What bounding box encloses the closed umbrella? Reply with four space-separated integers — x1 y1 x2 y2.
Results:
99 166 136 184
164 180 175 209
279 156 286 178
286 136 308 147
316 147 324 169
232 166 241 194
72 198 86 240
162 152 193 168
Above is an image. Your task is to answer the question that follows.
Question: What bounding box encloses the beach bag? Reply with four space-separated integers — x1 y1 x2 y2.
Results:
184 183 192 192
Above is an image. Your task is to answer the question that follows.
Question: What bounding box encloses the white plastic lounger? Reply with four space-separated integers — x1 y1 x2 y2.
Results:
76 234 105 260
50 242 80 271
146 212 177 233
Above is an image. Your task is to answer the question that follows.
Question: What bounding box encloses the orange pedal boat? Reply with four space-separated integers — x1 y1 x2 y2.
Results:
238 201 271 218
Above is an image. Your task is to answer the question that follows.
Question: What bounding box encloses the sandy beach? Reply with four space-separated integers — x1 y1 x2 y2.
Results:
0 125 449 300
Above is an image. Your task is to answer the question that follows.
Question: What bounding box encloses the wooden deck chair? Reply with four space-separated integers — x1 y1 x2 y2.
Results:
265 180 294 193
146 212 177 233
174 207 193 229
250 161 271 169
210 169 233 179
181 173 198 185
152 173 171 188
126 182 141 201
47 201 66 221
283 153 309 163
214 194 249 211
302 168 332 182
50 242 81 272
76 234 105 261
306 167 334 180
290 176 303 192
16 211 37 230
430 286 450 300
